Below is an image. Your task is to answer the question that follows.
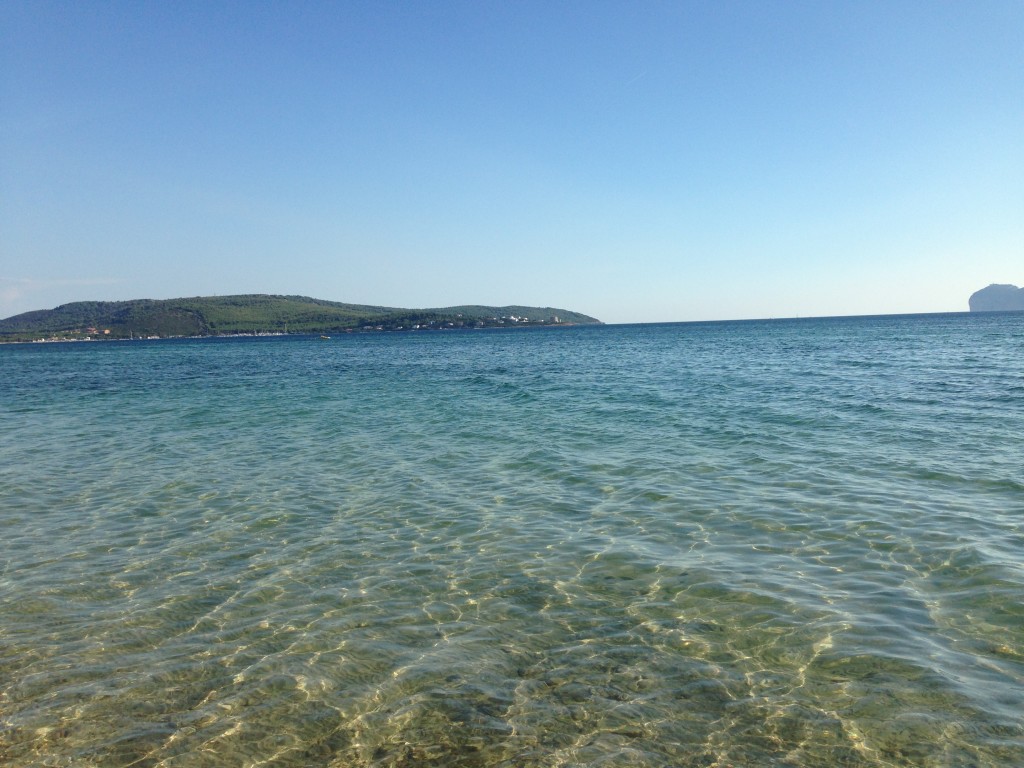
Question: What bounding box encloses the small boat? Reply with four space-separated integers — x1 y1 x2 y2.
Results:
320 335 331 340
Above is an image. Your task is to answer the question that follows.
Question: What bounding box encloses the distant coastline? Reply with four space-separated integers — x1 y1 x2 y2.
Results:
0 294 602 343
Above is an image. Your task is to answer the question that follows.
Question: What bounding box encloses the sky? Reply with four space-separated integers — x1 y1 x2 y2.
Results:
1 1 1021 324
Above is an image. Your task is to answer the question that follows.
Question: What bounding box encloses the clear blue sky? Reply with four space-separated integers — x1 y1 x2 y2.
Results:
2 1 1021 323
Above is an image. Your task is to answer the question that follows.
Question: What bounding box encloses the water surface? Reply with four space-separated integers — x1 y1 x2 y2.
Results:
2 313 1023 766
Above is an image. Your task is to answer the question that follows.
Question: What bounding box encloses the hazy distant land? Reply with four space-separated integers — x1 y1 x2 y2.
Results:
969 284 1024 312
0 295 601 343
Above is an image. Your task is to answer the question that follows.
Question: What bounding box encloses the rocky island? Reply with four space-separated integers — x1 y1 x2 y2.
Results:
969 284 1024 312
0 294 601 343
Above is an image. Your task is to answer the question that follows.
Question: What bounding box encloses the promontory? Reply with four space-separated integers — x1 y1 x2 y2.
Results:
0 294 602 342
969 284 1024 312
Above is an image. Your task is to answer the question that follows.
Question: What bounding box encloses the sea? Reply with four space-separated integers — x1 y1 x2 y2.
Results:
1 312 1022 768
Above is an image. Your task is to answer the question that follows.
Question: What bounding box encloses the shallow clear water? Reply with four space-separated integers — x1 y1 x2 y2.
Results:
2 313 1022 767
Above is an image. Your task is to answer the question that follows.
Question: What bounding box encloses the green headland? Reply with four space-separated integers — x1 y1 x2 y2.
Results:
0 294 601 342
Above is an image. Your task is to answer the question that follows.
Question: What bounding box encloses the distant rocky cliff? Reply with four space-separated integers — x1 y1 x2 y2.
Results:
969 284 1024 312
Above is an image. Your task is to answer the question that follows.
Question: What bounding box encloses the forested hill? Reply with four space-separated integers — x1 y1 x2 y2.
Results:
0 294 601 341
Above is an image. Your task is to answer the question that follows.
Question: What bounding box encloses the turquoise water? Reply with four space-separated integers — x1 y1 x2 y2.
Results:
2 313 1022 767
